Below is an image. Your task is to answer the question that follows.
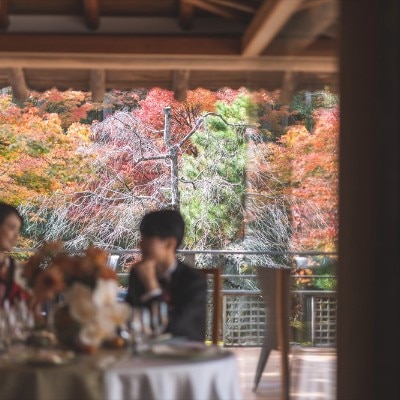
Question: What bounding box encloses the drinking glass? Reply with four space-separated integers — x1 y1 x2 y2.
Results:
151 301 169 336
126 307 150 355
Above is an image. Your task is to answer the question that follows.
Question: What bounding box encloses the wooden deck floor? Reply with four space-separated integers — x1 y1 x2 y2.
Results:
230 346 336 400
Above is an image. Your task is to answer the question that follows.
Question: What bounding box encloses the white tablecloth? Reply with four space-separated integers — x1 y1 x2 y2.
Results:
104 351 243 400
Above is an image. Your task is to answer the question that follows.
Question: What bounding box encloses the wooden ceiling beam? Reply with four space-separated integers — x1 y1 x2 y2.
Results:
179 1 195 30
242 0 303 57
0 53 338 73
0 0 9 29
0 69 337 93
90 69 105 102
83 0 100 30
173 70 190 102
0 34 241 55
7 67 29 103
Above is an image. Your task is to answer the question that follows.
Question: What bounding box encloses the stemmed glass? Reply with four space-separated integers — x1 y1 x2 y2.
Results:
125 307 151 355
0 299 35 357
151 301 169 337
125 303 168 355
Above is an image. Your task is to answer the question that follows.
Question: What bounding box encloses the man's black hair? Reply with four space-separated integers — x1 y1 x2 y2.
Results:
140 209 185 249
0 202 24 228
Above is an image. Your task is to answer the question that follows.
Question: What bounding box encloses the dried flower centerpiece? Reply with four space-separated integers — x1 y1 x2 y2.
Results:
23 242 130 352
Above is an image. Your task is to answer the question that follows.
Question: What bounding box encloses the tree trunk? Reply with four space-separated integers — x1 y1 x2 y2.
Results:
163 107 180 210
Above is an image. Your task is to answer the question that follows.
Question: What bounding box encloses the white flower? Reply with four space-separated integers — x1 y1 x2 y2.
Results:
92 278 119 307
102 302 131 327
65 279 131 347
65 282 95 324
79 321 104 347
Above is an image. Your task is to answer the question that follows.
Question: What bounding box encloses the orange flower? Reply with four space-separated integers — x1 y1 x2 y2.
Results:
85 246 109 269
40 241 65 258
97 265 118 281
23 253 43 285
33 266 65 303
51 253 75 275
72 256 97 279
23 241 65 287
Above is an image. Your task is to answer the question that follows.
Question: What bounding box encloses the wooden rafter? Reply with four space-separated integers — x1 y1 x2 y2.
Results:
89 69 105 102
0 0 9 29
83 0 100 30
207 0 258 14
266 36 338 57
173 70 190 102
322 22 338 39
179 0 195 30
242 0 303 57
268 0 338 56
185 0 243 20
299 0 331 11
7 67 29 102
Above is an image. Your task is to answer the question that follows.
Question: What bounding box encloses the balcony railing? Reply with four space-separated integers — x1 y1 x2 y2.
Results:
12 248 337 347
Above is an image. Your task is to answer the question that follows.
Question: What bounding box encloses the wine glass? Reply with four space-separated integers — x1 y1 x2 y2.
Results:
0 310 10 355
126 307 150 355
140 307 152 338
151 301 169 337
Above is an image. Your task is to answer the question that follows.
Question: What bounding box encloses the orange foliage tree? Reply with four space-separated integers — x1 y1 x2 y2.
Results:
0 94 94 206
256 107 339 251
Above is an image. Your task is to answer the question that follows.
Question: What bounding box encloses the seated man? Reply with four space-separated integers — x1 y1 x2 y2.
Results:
125 209 207 342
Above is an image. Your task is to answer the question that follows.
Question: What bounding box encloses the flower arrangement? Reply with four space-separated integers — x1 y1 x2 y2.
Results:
23 242 130 352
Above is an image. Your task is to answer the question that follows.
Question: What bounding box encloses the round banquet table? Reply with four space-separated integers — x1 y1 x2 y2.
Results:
0 348 243 400
104 349 243 400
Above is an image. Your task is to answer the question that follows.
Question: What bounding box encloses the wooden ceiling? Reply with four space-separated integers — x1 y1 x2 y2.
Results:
0 0 339 102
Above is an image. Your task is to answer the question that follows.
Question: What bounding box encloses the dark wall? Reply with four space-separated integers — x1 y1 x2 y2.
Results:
338 0 400 399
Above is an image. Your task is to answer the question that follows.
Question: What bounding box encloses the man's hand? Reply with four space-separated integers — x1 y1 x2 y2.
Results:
133 259 160 292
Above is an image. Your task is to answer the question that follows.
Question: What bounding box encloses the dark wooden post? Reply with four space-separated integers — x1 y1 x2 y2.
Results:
338 0 400 399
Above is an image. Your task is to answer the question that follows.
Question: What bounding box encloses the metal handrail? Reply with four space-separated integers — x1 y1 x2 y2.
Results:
11 248 338 256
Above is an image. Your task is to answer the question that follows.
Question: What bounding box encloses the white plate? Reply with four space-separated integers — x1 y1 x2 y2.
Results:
149 342 223 359
15 350 76 366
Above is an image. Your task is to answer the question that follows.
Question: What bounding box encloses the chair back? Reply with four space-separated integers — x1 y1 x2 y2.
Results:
256 267 291 399
199 268 222 345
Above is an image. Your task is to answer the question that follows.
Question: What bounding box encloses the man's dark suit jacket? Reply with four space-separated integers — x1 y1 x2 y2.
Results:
125 261 207 342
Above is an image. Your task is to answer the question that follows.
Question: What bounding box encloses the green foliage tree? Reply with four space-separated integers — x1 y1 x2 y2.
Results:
180 96 249 249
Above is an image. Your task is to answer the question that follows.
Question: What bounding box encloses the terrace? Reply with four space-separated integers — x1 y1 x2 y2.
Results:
13 247 338 399
233 346 336 400
1 1 399 399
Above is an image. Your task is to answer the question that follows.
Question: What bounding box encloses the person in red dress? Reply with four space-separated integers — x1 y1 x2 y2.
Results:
0 202 30 306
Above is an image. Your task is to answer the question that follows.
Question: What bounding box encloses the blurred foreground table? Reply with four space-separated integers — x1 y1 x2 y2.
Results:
0 347 242 400
105 349 242 400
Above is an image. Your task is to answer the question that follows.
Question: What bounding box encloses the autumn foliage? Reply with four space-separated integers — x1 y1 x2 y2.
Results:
0 86 339 253
0 94 93 206
252 107 339 250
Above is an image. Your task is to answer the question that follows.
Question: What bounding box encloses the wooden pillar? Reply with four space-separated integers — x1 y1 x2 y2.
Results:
276 269 290 400
7 68 29 103
83 0 100 30
280 71 297 104
179 0 194 30
90 69 106 103
173 70 190 102
338 0 400 399
0 0 9 29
